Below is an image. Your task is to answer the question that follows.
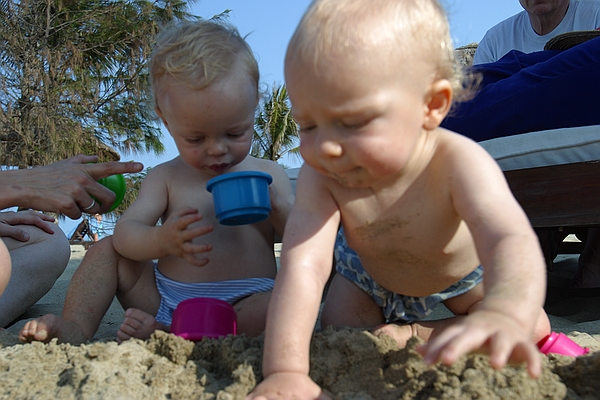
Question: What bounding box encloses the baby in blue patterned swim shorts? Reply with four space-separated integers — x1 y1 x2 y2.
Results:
249 0 552 398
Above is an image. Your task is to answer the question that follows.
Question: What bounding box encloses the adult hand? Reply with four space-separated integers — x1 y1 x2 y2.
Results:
0 211 56 242
1 155 144 219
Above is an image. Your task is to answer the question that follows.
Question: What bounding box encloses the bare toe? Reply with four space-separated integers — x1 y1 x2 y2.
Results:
372 323 415 348
19 314 87 344
571 262 600 288
18 315 56 343
117 308 165 343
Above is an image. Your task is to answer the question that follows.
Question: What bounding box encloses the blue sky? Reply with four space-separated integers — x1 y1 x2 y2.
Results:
61 1 525 235
134 0 525 171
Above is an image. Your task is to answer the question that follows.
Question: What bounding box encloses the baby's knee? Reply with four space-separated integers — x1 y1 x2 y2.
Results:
234 292 272 336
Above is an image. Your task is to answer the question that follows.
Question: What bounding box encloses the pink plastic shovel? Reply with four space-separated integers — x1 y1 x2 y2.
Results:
537 332 590 356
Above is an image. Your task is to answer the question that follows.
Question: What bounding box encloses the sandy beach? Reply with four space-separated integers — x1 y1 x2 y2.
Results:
1 244 600 399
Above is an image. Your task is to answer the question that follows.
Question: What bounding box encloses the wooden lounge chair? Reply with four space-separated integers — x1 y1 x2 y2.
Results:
69 219 95 249
478 31 600 269
480 125 600 269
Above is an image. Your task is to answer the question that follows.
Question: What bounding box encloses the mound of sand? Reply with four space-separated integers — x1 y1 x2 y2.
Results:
1 328 599 399
3 247 600 399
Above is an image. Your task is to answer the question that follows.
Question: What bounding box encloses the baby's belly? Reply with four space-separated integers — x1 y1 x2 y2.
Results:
358 252 479 297
157 249 277 283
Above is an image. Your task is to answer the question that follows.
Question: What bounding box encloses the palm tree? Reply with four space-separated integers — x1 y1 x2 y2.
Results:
0 0 198 168
252 85 301 165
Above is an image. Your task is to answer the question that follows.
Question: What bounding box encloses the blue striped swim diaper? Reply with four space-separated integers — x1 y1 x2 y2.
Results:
154 264 274 326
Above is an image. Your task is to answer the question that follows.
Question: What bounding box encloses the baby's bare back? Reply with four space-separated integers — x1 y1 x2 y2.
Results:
156 159 277 283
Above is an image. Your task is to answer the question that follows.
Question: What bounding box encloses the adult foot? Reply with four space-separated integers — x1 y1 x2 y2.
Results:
571 228 600 288
18 314 88 344
571 261 600 288
117 308 167 343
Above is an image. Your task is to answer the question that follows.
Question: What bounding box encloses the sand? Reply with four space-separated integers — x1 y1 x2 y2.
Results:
1 246 600 399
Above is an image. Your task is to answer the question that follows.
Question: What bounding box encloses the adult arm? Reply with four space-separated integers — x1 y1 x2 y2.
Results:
0 155 143 218
472 33 497 65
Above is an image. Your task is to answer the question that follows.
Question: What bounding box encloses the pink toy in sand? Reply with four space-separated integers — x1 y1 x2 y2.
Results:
537 332 590 356
171 297 237 341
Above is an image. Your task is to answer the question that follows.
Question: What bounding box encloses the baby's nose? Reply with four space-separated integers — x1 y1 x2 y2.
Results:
207 141 227 156
320 140 343 158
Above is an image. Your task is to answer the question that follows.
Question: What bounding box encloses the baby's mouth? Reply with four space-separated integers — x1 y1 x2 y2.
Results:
208 163 230 174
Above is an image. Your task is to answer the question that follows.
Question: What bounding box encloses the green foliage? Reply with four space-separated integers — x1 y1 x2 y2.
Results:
0 0 198 168
252 84 301 165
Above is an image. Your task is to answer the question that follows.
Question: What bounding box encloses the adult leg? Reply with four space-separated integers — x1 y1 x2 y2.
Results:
572 227 600 288
0 222 69 328
19 236 159 344
0 240 11 297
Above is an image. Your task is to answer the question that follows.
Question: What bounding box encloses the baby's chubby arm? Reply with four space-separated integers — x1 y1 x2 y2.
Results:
247 166 338 400
420 134 546 377
113 166 213 266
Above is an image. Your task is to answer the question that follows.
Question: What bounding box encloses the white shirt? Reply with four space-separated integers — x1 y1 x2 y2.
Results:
473 0 600 65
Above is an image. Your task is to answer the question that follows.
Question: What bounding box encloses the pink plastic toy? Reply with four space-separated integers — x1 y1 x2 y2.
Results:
537 332 590 356
171 297 237 341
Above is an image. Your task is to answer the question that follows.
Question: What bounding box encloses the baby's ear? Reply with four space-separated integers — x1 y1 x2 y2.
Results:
155 106 169 129
423 79 452 130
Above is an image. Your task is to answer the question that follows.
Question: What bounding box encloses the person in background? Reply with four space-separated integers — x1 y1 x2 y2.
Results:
0 155 143 328
442 0 600 289
474 0 600 65
89 213 106 242
248 1 550 398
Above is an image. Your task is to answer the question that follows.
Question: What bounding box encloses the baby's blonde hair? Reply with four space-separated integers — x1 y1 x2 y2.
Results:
288 0 468 101
150 20 259 101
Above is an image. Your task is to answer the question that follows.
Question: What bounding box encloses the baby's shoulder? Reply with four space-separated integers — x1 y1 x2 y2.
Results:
242 156 279 170
146 157 196 180
239 156 289 181
435 129 491 159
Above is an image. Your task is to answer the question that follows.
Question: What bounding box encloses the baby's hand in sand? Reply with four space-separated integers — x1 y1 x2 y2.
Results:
160 207 214 267
418 310 542 378
246 372 330 400
117 308 168 343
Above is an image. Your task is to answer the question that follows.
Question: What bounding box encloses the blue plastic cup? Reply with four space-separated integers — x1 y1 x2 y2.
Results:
206 171 273 226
